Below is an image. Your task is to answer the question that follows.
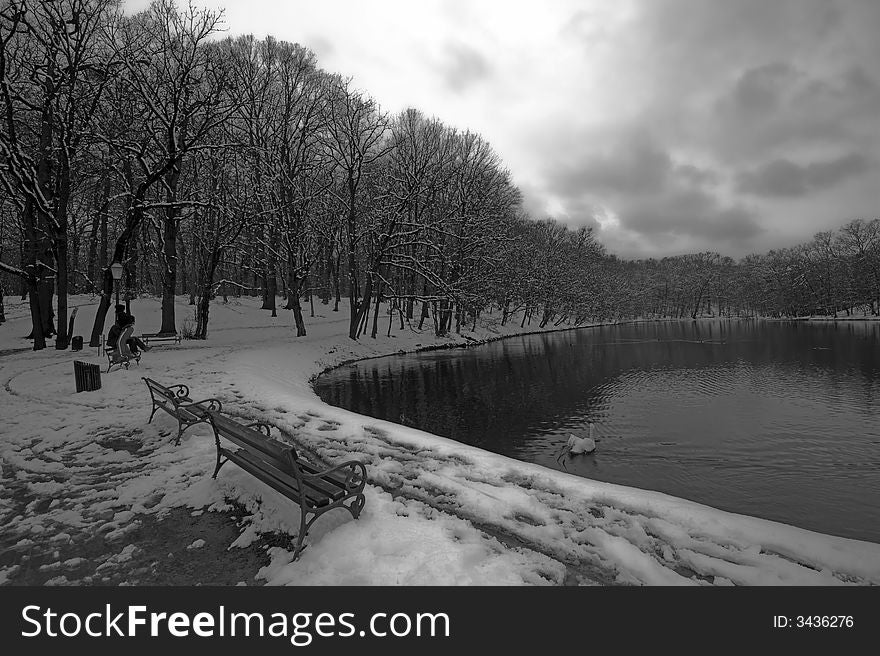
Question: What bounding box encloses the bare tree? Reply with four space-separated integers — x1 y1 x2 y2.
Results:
87 0 230 345
320 77 390 340
0 0 114 349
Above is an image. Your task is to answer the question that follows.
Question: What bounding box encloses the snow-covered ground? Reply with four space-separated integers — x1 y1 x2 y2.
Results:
1 294 878 586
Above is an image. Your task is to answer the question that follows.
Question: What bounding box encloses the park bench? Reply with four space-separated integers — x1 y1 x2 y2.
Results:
106 324 140 372
140 331 181 348
142 377 223 445
207 412 367 560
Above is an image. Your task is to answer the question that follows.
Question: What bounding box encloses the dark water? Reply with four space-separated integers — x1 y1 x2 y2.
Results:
315 321 880 544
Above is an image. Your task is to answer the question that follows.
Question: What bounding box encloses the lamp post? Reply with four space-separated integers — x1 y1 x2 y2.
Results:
109 261 124 311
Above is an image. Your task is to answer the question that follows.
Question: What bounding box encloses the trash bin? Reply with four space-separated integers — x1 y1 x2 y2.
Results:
74 360 101 392
71 336 83 351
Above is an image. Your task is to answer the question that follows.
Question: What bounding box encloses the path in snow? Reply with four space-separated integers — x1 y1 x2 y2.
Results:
0 302 291 585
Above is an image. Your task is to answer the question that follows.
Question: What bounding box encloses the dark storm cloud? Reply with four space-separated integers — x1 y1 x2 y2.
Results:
555 197 601 231
551 132 672 196
635 0 845 67
540 124 759 250
623 0 880 164
729 62 800 115
737 153 873 197
675 164 720 188
708 60 880 162
440 41 491 93
620 189 762 243
530 0 880 256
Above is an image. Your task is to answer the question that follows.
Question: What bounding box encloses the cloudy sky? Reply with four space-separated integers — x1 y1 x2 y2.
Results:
126 0 879 259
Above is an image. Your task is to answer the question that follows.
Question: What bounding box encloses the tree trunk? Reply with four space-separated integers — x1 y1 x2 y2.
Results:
54 235 68 349
99 189 108 283
267 271 277 317
333 248 341 312
88 190 148 347
179 229 188 297
370 283 382 338
19 241 27 299
88 169 111 292
288 273 307 337
86 210 99 290
290 292 307 337
195 286 211 339
418 300 429 330
347 230 359 339
88 266 115 348
160 216 178 334
27 277 46 350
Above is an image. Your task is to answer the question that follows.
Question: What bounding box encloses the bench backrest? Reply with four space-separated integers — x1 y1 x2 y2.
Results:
143 377 185 404
209 412 298 468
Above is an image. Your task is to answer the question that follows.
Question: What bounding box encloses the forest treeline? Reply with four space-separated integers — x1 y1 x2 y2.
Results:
1 1 878 350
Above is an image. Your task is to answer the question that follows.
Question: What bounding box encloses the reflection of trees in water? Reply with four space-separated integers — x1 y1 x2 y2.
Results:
318 321 880 452
316 320 880 543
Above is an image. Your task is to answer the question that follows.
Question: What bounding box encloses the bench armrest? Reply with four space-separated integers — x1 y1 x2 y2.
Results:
178 398 223 414
166 384 191 399
246 421 272 436
301 460 367 492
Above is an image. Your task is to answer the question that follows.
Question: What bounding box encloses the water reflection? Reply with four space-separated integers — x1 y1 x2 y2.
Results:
316 320 880 543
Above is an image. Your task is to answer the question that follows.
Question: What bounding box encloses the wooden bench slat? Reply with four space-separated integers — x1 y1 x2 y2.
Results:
248 450 350 501
227 436 348 505
139 332 181 346
296 459 351 491
227 449 341 508
210 413 290 461
223 450 310 503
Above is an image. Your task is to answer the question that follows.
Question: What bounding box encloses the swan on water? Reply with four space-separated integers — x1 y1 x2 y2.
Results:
566 422 597 454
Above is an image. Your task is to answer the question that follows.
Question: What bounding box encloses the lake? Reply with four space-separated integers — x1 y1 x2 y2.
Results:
315 320 880 544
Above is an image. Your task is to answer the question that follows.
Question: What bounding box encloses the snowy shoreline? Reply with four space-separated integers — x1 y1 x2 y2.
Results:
1 295 879 586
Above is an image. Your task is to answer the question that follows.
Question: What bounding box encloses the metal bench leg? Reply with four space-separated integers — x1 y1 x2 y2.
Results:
292 511 309 561
148 403 159 424
348 494 366 520
175 420 203 445
212 455 228 479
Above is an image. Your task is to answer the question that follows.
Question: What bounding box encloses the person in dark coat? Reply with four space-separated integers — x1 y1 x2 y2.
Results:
106 319 123 350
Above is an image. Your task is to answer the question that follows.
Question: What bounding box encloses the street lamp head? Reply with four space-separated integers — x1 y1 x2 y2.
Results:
109 261 124 281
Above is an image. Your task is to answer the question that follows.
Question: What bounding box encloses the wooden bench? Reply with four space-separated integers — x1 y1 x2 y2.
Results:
207 412 367 560
142 377 223 444
140 332 181 347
